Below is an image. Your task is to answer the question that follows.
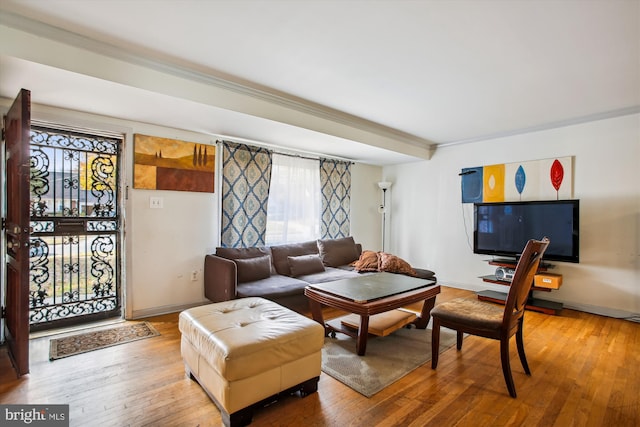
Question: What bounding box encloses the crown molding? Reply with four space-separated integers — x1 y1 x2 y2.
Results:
437 106 640 148
0 10 435 151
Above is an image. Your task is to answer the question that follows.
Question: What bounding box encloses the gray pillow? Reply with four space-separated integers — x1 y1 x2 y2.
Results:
216 246 276 274
234 255 272 283
317 236 360 267
271 240 319 275
288 254 326 277
216 246 267 259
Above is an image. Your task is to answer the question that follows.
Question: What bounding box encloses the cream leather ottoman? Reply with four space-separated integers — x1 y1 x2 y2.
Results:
179 297 325 427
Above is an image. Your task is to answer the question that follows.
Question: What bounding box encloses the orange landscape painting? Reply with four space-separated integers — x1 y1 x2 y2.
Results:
134 134 215 192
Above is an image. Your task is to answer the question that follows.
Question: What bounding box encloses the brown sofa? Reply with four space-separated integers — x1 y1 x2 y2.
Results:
204 236 436 311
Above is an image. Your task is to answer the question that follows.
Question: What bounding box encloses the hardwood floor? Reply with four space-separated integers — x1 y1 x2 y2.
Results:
1 287 638 426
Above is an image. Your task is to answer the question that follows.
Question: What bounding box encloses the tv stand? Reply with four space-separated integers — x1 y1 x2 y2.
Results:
478 259 563 315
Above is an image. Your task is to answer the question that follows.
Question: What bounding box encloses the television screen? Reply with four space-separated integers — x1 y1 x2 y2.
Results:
473 200 579 263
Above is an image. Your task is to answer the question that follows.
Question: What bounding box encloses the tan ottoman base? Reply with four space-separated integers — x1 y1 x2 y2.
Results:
179 297 325 427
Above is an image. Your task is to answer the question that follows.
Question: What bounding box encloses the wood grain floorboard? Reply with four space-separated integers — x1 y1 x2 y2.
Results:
1 287 638 426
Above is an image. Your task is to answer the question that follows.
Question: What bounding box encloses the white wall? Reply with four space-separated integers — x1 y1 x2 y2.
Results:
385 114 640 318
129 188 217 318
350 163 385 252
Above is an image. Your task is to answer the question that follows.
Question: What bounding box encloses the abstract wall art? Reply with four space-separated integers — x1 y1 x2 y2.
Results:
461 156 573 203
134 134 215 193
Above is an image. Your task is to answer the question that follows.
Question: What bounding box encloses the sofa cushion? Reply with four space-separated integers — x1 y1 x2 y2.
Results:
378 252 417 276
236 275 310 299
317 236 360 267
299 266 361 284
288 254 325 277
351 250 380 272
271 240 319 276
216 246 267 259
235 255 272 283
215 246 276 274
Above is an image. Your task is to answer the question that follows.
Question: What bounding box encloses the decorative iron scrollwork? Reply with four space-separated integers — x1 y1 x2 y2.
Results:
28 126 121 328
87 220 117 232
29 237 49 309
30 147 50 217
31 221 55 233
30 128 119 154
91 236 115 297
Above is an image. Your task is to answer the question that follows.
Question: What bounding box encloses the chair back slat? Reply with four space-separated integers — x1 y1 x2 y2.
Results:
503 238 550 325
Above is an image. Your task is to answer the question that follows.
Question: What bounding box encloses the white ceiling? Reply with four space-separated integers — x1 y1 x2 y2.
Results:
1 0 638 165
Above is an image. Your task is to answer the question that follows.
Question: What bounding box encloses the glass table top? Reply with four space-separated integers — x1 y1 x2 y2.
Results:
306 272 436 303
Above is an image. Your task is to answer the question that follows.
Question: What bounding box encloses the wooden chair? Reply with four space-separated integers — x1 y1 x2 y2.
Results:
430 238 550 398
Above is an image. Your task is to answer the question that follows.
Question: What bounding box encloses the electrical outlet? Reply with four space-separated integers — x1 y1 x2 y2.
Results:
150 197 163 209
190 270 198 281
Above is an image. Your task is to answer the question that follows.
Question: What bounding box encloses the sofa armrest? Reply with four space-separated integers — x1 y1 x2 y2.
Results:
204 254 237 302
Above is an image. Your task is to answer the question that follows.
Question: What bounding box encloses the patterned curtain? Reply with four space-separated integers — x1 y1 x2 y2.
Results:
320 158 352 238
220 141 272 247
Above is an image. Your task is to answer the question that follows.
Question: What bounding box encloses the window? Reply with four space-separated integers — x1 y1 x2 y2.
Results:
265 154 320 245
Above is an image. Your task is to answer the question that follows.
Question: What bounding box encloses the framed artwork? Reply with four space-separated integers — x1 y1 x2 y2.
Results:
134 134 215 193
461 156 573 203
461 166 483 203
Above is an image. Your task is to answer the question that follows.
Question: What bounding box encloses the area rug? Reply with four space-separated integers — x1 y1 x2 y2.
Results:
321 327 456 397
49 322 160 360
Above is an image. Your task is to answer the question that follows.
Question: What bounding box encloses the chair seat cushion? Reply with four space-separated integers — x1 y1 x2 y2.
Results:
431 298 504 330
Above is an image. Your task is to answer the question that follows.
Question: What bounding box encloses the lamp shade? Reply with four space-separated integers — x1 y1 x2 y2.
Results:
378 181 392 190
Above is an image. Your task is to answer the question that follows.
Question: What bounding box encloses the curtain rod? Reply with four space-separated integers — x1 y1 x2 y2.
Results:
274 151 324 162
213 134 354 164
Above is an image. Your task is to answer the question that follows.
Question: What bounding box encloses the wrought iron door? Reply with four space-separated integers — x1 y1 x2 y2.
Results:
28 125 122 331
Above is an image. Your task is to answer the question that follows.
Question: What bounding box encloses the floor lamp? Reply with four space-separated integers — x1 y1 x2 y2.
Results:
378 181 392 252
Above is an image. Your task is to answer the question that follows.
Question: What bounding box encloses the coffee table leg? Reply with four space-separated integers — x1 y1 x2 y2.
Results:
356 315 370 356
308 299 329 336
414 296 437 329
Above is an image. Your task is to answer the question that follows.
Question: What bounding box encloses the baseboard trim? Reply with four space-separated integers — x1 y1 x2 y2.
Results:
441 281 489 293
441 281 640 321
551 300 639 321
130 300 210 320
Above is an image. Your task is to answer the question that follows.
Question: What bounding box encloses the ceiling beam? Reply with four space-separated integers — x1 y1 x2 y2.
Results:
0 12 435 160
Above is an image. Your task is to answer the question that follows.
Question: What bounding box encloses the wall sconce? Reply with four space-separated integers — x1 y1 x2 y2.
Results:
378 181 392 251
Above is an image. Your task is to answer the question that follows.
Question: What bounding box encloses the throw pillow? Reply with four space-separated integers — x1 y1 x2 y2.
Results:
234 255 272 283
216 246 276 274
317 236 360 267
378 252 417 277
288 254 326 277
216 246 265 259
271 240 319 276
351 250 380 272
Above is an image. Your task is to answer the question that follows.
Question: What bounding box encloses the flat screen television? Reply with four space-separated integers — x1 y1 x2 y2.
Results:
473 200 580 263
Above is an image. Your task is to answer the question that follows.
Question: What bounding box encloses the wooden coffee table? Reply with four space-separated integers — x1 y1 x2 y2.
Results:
304 272 440 355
